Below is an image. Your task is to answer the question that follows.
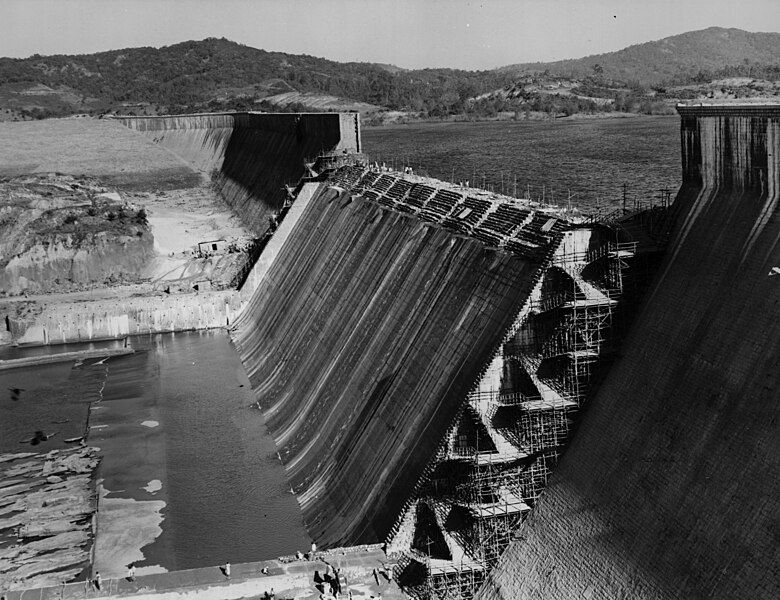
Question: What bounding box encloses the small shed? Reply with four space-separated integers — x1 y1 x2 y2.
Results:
194 279 212 292
198 239 227 257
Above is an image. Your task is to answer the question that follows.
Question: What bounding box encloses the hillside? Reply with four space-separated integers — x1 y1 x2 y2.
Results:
466 28 780 119
499 27 780 85
0 38 510 120
0 28 777 122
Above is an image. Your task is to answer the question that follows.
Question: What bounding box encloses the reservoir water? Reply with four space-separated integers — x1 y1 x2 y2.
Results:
0 330 310 573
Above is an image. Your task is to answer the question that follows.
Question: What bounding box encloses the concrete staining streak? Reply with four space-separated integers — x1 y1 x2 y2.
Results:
233 184 545 547
475 106 780 600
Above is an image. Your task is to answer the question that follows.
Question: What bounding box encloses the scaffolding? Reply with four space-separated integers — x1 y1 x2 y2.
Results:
398 225 664 600
425 561 486 600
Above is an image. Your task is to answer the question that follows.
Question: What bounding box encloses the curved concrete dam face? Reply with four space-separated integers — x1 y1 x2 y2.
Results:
117 112 360 233
232 171 568 547
476 106 780 600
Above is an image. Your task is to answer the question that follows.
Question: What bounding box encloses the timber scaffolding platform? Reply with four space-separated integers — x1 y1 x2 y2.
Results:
373 190 670 599
325 164 572 263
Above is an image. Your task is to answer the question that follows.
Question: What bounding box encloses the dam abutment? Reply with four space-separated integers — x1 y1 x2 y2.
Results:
473 104 780 600
117 112 361 233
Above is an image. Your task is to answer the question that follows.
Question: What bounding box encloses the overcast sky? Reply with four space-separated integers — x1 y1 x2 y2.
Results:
2 0 778 70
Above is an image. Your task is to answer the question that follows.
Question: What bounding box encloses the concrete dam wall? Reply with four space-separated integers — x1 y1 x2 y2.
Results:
232 168 569 547
117 112 361 233
11 290 241 345
475 106 780 600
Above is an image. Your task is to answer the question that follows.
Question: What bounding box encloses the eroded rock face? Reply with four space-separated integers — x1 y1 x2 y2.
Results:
0 174 154 296
0 447 100 590
1 233 153 295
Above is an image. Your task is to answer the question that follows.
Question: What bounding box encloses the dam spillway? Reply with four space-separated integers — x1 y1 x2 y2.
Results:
113 110 667 572
474 105 780 599
115 110 606 560
231 168 570 547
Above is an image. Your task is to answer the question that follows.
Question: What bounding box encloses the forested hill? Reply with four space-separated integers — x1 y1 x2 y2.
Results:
498 27 780 84
0 28 778 121
0 38 511 117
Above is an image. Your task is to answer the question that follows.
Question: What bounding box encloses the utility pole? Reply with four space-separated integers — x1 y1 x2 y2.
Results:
622 182 628 213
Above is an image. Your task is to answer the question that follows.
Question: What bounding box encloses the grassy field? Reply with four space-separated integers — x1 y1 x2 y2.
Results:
364 115 682 213
0 117 201 190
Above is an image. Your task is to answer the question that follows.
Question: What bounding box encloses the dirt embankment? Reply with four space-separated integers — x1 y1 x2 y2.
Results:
0 120 254 302
0 174 154 296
